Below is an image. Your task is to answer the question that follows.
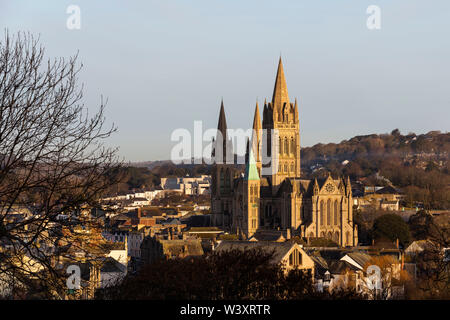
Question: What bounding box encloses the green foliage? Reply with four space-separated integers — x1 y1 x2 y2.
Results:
371 214 411 246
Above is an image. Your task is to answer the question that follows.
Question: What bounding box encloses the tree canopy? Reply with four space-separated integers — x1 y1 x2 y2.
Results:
371 214 411 246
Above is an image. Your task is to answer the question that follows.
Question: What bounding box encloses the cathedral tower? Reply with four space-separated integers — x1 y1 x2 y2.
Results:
262 58 301 193
211 100 235 228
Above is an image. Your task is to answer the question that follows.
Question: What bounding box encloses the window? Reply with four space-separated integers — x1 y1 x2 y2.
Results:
284 137 289 155
327 199 331 225
289 250 301 267
290 138 295 154
279 137 283 154
334 200 339 225
219 169 224 192
225 168 230 191
320 200 324 226
290 163 294 172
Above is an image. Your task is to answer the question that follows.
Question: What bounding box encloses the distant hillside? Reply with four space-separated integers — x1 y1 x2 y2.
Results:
302 129 449 169
120 129 449 209
301 129 450 210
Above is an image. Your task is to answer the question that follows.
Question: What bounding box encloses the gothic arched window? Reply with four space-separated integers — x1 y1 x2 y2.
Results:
284 137 289 155
334 232 339 244
334 200 339 225
279 137 283 154
327 199 331 225
320 200 324 226
290 163 294 173
291 138 295 154
219 169 224 193
225 168 230 191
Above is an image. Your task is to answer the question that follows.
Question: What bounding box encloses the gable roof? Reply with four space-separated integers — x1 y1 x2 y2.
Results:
160 239 204 257
249 230 286 242
375 185 399 194
100 257 126 273
215 240 301 264
341 252 372 270
328 260 359 274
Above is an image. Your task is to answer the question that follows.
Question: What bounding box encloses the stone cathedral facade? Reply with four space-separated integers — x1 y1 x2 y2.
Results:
210 58 358 247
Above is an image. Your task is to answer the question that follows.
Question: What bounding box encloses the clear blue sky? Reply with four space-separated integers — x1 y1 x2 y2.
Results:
1 1 449 161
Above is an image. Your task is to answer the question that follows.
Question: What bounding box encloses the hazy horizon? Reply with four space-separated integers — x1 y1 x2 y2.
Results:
2 1 449 161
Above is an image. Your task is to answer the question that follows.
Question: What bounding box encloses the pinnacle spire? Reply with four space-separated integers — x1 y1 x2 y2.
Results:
214 100 232 164
217 99 227 138
251 101 262 163
252 101 262 132
272 57 290 110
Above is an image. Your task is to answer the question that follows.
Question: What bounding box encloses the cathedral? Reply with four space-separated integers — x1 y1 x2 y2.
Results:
210 58 358 247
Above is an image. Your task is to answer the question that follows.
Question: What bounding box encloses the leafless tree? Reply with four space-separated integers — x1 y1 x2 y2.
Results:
412 214 450 299
0 31 121 299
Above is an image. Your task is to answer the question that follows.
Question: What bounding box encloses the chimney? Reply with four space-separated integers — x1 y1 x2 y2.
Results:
396 238 399 249
286 228 291 240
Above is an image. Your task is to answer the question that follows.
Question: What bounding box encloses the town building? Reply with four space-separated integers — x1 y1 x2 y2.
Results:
160 175 211 195
214 240 315 274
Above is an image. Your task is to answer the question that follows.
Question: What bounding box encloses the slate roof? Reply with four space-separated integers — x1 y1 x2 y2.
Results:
160 239 204 257
328 260 359 274
215 240 297 264
344 252 372 269
249 230 285 242
375 185 399 194
310 255 329 276
100 257 126 273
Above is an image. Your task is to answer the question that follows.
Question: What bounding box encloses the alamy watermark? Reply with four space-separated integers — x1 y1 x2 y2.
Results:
170 122 281 175
66 5 81 30
66 265 81 290
367 5 381 30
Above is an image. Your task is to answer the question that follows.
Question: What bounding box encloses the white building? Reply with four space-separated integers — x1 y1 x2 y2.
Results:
160 175 211 195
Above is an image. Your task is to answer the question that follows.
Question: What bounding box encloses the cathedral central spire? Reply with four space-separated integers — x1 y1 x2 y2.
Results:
217 99 228 140
272 57 290 109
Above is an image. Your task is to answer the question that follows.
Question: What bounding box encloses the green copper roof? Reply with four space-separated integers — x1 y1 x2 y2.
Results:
244 148 260 181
